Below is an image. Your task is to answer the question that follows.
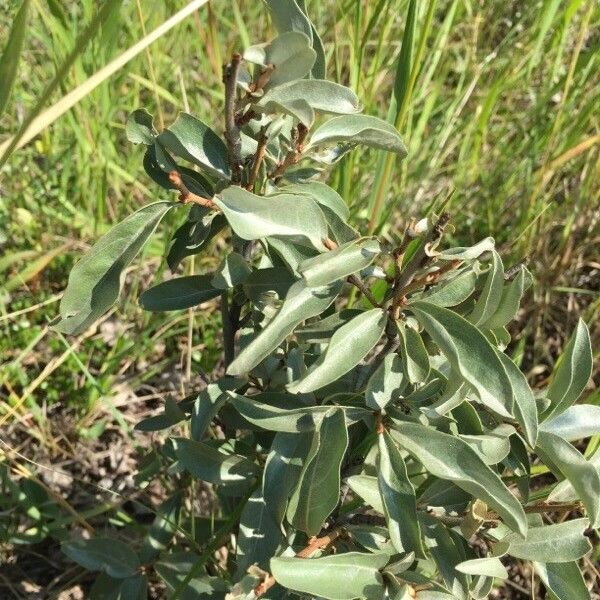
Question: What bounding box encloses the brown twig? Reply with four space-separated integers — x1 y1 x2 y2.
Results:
223 53 243 184
389 212 450 319
347 274 382 309
246 126 269 191
268 123 308 180
168 171 217 210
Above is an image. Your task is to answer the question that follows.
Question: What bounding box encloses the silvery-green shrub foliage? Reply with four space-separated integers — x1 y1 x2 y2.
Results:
57 5 597 600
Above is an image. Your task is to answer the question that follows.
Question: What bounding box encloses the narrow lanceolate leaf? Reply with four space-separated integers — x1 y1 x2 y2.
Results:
287 309 387 393
410 301 513 418
438 238 495 261
55 202 175 334
270 552 387 600
307 115 407 156
62 538 140 579
346 475 385 513
287 408 348 535
244 31 316 88
419 514 470 600
496 351 538 447
229 393 368 432
172 438 258 484
416 268 478 307
536 431 600 527
299 238 381 287
236 489 281 575
540 404 600 441
157 112 229 180
455 557 508 579
139 275 220 311
469 251 504 325
0 0 30 118
263 432 312 523
391 423 527 536
211 253 251 289
398 324 430 384
485 267 532 330
544 319 592 418
215 187 329 251
366 353 407 410
227 280 342 375
126 108 156 145
257 80 360 115
503 519 592 562
377 432 425 557
534 561 591 600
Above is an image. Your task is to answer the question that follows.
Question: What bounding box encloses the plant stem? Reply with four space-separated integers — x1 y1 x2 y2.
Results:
224 53 243 184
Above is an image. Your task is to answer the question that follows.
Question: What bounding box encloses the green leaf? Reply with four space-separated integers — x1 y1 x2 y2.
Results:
455 557 508 579
468 251 504 325
534 561 591 600
172 438 258 484
307 115 407 157
377 431 425 556
410 301 513 419
460 433 511 465
540 404 600 441
215 187 329 251
287 308 387 393
211 253 251 289
545 319 592 418
420 514 470 600
536 431 600 527
157 112 229 180
55 202 175 334
346 474 384 513
134 397 186 432
263 432 311 523
227 280 342 376
485 267 532 330
416 268 478 307
62 538 140 579
139 492 182 563
236 488 282 575
155 552 228 599
271 552 387 600
244 31 316 88
0 0 30 118
287 408 348 535
391 423 527 536
366 353 407 410
255 96 315 126
191 378 243 441
280 181 349 222
265 0 313 41
296 309 362 343
496 351 538 447
438 238 495 261
299 238 381 287
167 210 225 272
139 275 221 311
257 80 360 115
503 519 591 562
398 323 430 384
242 267 296 302
229 393 368 432
547 447 600 503
126 108 156 145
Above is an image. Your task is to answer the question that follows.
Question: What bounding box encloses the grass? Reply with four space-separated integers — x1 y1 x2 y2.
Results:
0 0 598 595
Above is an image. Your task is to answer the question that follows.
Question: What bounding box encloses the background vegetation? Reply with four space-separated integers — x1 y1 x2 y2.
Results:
1 0 598 597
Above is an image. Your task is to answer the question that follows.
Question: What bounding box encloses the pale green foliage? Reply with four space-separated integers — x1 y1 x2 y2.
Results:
55 3 596 599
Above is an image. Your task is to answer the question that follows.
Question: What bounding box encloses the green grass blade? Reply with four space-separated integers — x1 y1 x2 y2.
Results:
0 0 31 118
367 0 438 233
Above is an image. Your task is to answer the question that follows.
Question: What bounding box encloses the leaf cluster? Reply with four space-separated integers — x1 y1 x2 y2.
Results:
54 4 597 599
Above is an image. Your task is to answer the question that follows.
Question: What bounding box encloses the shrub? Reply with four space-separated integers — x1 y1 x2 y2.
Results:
56 5 597 599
